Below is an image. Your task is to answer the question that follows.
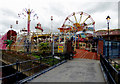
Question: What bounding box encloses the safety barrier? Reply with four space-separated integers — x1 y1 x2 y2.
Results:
100 55 120 84
0 53 67 84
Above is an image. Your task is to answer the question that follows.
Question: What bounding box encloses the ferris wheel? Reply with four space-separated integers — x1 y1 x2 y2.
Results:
62 11 95 33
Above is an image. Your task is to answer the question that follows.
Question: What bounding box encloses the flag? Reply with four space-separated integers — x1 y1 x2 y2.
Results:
51 16 53 21
10 25 12 28
16 20 18 24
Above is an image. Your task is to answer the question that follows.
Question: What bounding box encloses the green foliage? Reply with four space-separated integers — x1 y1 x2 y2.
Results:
38 42 50 53
42 57 59 66
4 39 13 47
33 55 40 59
114 64 120 70
4 39 13 50
31 52 42 58
39 42 48 49
31 53 60 66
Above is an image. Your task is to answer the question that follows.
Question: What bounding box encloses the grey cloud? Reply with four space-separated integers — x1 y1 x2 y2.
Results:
87 2 117 14
96 23 107 30
0 8 18 34
95 2 117 12
0 18 14 33
0 1 118 34
118 1 120 28
0 8 17 18
47 3 66 17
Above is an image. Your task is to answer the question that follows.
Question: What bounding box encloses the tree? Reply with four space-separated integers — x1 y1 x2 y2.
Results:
4 39 13 50
39 42 50 55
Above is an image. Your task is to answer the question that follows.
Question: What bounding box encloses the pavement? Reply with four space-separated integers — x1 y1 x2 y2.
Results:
74 49 100 60
29 58 105 82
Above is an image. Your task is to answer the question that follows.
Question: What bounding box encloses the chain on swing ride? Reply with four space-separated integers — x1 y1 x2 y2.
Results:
18 8 39 35
16 8 39 52
18 8 39 43
58 11 95 41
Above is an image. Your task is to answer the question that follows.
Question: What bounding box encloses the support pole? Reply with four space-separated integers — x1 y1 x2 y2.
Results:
74 33 76 51
27 9 31 35
59 33 61 43
52 35 54 66
107 22 109 61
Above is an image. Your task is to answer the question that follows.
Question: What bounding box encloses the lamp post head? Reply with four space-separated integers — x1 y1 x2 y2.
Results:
51 16 53 21
106 16 111 22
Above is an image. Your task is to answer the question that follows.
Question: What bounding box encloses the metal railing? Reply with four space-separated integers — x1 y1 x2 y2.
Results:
100 55 120 84
0 53 68 84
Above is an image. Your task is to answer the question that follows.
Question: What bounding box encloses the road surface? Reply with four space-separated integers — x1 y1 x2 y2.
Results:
29 58 105 82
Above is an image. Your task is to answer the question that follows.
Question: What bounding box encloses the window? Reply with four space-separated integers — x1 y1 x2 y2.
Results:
111 42 118 49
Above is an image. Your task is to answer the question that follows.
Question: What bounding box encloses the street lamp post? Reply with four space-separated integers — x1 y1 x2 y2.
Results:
106 16 111 61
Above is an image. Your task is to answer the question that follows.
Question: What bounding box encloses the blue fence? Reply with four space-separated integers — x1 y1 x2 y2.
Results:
103 40 120 59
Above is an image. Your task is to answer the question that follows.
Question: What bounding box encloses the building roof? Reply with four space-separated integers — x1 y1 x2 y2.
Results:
95 29 120 36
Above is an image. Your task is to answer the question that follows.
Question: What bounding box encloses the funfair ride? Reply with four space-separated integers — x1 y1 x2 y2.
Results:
58 11 95 50
58 11 95 34
17 8 39 53
18 8 39 35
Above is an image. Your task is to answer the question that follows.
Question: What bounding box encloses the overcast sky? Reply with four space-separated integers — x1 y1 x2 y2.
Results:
0 0 119 35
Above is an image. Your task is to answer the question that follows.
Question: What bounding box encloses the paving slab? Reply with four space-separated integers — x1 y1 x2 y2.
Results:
74 49 100 60
30 58 105 82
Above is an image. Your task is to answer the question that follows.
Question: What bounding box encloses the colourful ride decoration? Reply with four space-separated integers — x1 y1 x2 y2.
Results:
0 30 17 50
58 11 95 42
58 11 95 51
35 23 43 33
0 33 7 50
58 11 95 33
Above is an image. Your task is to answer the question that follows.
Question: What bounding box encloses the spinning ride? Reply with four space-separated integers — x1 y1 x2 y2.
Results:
58 11 95 34
58 11 95 50
18 8 39 35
